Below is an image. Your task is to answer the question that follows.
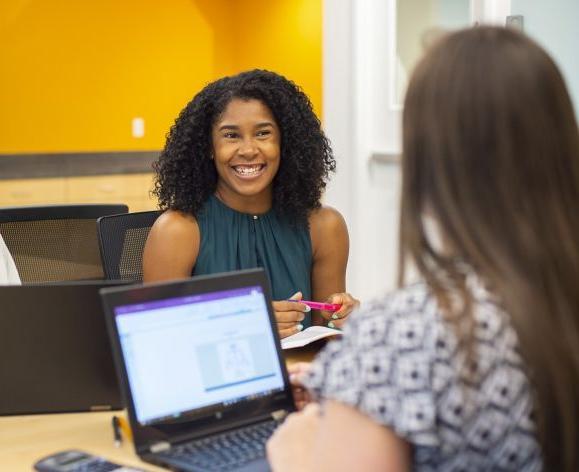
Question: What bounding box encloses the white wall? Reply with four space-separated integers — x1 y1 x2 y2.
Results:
323 0 402 301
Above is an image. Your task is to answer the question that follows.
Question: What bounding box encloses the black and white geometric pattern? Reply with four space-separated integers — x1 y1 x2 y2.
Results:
304 281 542 471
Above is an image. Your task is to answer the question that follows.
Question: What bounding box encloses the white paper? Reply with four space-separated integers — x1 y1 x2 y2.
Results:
281 326 342 350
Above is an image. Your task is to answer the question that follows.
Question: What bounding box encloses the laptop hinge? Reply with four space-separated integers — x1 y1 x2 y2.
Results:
271 409 289 421
164 409 290 448
150 441 171 453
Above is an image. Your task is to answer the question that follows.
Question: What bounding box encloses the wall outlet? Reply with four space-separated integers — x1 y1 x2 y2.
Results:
132 117 145 138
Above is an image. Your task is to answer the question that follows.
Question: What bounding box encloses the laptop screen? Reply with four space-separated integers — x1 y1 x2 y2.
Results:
113 285 285 425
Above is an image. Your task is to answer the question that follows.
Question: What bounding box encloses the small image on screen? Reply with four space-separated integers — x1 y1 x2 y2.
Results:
114 286 284 424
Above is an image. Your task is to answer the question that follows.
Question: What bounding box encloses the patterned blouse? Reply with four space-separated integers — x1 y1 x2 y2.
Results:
303 281 543 471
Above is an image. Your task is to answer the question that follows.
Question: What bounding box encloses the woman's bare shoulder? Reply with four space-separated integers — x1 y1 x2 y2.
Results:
309 205 348 236
143 210 200 281
150 209 199 239
308 205 349 258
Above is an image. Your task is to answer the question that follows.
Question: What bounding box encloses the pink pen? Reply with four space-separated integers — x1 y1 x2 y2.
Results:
288 300 342 312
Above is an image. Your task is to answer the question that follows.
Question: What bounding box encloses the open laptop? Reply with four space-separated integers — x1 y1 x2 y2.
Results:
0 281 126 415
100 268 295 472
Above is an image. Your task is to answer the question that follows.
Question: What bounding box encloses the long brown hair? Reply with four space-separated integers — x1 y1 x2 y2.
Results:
399 26 579 470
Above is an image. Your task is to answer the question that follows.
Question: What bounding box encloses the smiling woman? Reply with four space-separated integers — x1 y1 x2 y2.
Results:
212 98 281 210
143 70 359 339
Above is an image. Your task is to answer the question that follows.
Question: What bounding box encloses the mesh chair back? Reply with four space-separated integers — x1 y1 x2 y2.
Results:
97 210 162 281
0 204 128 283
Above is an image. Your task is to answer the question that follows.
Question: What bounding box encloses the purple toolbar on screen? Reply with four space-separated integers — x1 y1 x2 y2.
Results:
114 286 263 316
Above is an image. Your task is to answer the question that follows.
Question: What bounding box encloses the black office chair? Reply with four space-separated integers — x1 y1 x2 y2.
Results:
97 210 162 281
0 204 128 283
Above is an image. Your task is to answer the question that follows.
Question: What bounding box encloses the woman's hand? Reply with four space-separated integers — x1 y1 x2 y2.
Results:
287 362 312 410
320 292 359 329
266 403 320 472
272 292 310 339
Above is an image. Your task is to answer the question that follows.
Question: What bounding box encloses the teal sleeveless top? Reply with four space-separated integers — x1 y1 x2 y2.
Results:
193 195 313 327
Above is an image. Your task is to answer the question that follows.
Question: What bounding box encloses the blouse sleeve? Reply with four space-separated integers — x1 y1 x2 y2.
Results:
303 284 440 448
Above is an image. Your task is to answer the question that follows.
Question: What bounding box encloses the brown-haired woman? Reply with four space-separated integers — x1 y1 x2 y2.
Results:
266 26 579 471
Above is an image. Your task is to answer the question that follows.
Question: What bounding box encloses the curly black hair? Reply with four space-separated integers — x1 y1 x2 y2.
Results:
153 69 335 224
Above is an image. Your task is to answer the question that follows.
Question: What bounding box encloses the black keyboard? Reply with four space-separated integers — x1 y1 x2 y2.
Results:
159 419 279 471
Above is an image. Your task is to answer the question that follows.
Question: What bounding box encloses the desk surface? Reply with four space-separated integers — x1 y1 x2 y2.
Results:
0 346 320 471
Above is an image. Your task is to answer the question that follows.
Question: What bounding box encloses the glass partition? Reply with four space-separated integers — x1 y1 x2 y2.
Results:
395 0 471 106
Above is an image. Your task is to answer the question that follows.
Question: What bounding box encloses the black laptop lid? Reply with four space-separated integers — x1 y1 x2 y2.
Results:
0 281 126 415
101 269 294 455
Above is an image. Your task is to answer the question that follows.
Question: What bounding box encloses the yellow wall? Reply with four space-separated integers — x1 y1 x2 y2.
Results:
0 0 322 154
231 0 322 116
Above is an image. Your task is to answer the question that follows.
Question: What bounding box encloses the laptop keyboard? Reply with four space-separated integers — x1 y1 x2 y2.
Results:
159 419 279 471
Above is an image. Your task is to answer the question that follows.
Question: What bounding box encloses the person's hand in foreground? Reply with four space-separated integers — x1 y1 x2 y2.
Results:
267 403 320 472
287 362 312 410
